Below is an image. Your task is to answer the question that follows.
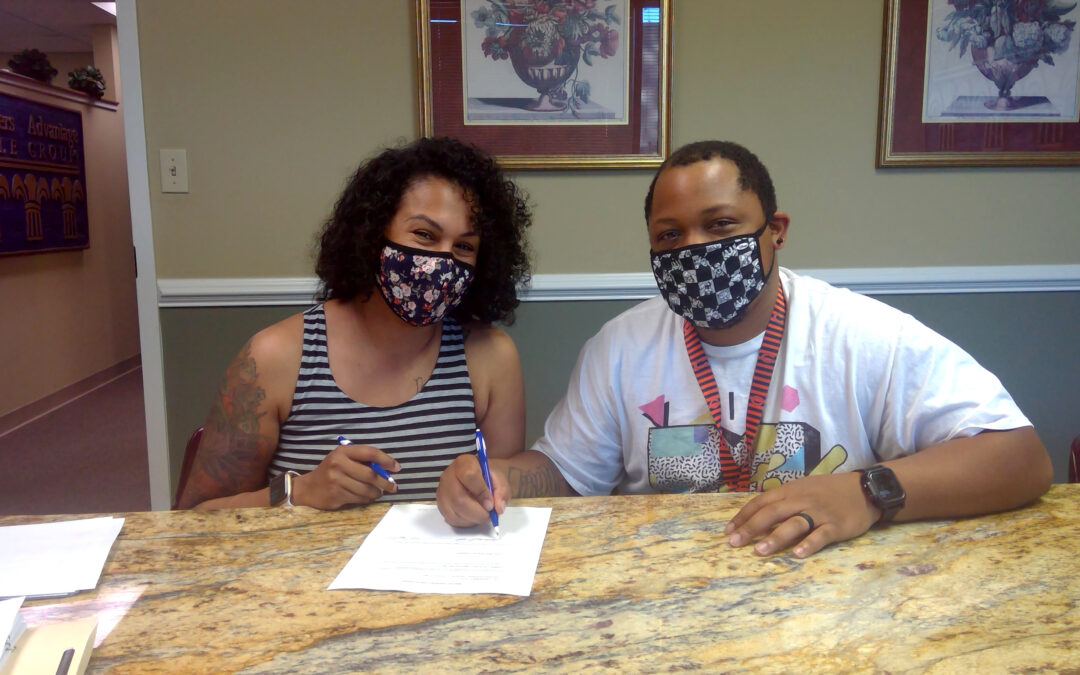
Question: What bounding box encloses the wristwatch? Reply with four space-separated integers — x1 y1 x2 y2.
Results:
269 470 300 507
859 465 906 524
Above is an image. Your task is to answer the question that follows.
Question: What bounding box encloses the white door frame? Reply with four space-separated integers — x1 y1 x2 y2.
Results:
117 0 172 510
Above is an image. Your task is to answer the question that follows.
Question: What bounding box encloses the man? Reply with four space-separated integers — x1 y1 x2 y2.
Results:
437 140 1052 558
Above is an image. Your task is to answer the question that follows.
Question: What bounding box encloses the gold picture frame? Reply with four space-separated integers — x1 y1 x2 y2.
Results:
877 0 1080 168
417 0 672 169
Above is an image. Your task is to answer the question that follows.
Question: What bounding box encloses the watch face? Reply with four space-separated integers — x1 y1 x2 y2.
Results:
875 481 902 502
866 467 905 506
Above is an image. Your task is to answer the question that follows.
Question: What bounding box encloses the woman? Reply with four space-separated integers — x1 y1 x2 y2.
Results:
177 137 531 510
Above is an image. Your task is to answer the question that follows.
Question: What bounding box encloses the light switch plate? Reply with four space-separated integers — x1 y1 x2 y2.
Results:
160 148 188 193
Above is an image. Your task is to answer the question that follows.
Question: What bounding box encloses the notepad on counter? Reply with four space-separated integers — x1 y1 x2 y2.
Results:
0 597 96 675
0 517 124 599
330 504 551 596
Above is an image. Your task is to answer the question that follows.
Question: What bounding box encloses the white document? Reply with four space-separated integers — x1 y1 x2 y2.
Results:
0 517 124 599
0 597 26 670
329 504 551 596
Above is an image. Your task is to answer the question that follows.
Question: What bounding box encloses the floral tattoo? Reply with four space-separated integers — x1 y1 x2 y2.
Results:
177 341 273 507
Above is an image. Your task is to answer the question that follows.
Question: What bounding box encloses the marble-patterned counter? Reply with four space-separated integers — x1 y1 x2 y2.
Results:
8 485 1079 673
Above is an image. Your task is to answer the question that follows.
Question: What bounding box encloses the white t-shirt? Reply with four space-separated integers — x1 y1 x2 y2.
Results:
534 268 1031 496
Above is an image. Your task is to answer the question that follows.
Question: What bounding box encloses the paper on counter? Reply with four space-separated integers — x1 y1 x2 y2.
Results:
0 597 26 670
0 517 124 599
329 504 551 596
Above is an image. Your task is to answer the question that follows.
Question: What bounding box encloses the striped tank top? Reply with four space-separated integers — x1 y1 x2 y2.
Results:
268 304 477 502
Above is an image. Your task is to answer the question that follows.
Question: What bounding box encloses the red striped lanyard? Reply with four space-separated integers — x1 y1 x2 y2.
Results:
682 283 787 492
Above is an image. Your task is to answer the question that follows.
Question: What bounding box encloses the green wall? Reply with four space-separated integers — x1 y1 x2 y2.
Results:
162 291 1080 496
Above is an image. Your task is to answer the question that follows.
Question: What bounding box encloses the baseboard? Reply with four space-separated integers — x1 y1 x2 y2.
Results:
0 355 142 437
156 265 1080 307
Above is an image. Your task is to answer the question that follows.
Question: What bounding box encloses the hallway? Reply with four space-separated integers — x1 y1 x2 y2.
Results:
0 367 149 515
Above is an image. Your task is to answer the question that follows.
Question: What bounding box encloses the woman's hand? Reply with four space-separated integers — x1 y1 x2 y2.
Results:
724 472 880 558
291 442 400 510
436 454 510 527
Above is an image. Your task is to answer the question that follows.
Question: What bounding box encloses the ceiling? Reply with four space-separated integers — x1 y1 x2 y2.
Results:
0 0 116 54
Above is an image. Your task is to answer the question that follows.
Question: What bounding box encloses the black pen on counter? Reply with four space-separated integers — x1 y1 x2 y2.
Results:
56 647 75 675
475 429 500 538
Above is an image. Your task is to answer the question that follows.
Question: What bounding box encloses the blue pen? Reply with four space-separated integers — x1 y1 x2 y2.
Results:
337 435 396 483
475 429 501 537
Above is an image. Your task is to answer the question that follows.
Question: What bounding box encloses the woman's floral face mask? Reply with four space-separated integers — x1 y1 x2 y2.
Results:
376 240 475 327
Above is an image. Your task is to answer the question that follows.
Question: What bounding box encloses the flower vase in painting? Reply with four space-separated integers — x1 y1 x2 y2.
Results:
935 0 1076 113
471 0 620 115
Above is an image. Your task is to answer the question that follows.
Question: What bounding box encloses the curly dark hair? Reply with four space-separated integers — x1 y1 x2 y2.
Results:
315 137 532 324
644 140 777 224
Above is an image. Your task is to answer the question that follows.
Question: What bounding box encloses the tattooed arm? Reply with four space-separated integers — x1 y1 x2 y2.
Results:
501 451 577 498
176 317 302 510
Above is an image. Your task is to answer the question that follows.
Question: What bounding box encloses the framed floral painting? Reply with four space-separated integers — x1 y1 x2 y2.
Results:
877 0 1080 167
417 0 672 169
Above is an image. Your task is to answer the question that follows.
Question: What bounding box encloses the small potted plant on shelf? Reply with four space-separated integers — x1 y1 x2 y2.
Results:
68 65 107 99
6 48 59 83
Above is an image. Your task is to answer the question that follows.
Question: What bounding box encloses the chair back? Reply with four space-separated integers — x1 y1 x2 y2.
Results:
1070 435 1080 484
173 427 204 509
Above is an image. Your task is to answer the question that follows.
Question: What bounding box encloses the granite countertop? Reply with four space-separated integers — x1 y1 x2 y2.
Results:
10 484 1080 673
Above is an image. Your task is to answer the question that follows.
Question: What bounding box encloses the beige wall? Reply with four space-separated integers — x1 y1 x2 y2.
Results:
0 73 139 415
137 1 419 278
671 1 1079 269
136 0 1080 279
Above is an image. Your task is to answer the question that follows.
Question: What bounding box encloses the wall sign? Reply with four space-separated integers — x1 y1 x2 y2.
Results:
0 92 89 255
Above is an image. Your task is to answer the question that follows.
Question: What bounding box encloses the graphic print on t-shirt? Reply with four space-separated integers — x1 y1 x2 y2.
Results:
642 393 848 492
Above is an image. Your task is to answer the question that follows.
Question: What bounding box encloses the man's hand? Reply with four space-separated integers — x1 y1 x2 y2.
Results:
437 454 510 527
291 443 399 510
724 472 880 558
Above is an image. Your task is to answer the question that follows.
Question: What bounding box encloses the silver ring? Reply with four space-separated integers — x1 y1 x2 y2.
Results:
795 512 815 532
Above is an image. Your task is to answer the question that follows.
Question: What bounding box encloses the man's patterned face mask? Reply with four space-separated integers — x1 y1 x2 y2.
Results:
650 223 772 329
376 240 475 327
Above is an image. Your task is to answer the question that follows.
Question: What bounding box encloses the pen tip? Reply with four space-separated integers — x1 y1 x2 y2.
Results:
494 526 501 538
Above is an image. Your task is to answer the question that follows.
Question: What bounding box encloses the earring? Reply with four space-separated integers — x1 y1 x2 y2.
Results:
777 237 784 244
